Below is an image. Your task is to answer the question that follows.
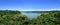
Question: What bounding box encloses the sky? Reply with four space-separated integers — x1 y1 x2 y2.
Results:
0 0 60 11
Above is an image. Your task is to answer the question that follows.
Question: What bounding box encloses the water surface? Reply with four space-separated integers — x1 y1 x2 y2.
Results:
21 11 40 18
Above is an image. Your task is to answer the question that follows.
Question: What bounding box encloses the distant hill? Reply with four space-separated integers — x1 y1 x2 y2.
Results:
21 10 60 13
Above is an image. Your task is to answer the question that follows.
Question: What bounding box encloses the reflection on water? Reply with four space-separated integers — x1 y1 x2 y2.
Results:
21 11 40 18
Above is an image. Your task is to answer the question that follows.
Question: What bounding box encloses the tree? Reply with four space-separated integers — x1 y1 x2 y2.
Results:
36 12 60 25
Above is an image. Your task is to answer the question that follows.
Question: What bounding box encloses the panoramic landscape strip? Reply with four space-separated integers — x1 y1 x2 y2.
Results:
0 10 60 25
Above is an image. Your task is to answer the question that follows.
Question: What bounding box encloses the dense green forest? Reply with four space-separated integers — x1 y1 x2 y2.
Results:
0 10 60 25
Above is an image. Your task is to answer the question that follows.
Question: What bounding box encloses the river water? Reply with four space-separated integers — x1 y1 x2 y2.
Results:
21 11 40 18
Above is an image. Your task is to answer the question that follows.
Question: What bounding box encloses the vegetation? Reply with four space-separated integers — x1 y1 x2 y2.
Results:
0 10 60 25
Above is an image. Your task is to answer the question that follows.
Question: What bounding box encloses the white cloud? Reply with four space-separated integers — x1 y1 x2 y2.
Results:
0 8 60 11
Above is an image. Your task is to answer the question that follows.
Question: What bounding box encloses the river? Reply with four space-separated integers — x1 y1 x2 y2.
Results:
21 11 41 18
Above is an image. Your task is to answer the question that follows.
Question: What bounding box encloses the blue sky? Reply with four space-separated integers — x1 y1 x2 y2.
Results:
0 0 60 11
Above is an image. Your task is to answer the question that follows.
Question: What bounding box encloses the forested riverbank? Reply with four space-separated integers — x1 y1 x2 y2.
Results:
0 10 60 25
